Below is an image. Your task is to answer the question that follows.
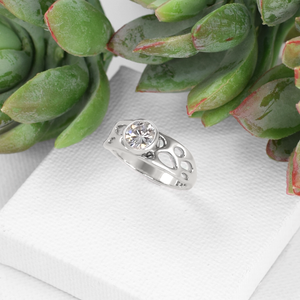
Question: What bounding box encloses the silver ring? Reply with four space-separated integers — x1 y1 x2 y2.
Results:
103 119 197 190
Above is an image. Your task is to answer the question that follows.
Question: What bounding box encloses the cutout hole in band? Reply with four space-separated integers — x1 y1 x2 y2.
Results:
181 161 193 173
174 147 185 158
116 124 127 135
181 173 188 180
158 152 176 169
157 135 167 148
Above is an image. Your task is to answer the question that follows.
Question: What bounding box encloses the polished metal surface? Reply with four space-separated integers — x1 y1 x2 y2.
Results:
103 120 197 190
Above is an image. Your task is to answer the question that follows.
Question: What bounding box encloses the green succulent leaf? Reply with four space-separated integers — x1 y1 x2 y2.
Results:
55 56 110 148
200 99 243 127
271 18 296 67
198 24 281 127
44 30 64 69
0 15 45 126
294 66 300 89
0 21 21 50
45 0 113 56
0 19 37 124
136 51 225 92
0 0 54 28
296 16 300 32
148 0 168 9
131 0 154 8
2 57 89 123
191 3 251 52
231 78 300 139
189 111 204 118
187 27 257 114
292 141 300 193
287 149 299 195
266 131 300 162
155 0 208 22
0 49 32 92
101 49 113 72
0 120 18 135
282 37 300 69
133 1 226 57
257 0 300 26
39 95 87 142
86 0 105 13
250 64 294 92
0 122 50 153
133 33 198 58
106 11 209 64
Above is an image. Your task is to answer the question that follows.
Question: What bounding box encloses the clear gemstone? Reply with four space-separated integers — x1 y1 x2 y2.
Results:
124 121 157 150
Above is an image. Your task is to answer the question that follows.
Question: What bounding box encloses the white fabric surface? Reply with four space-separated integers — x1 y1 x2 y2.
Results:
0 140 53 209
0 67 300 300
251 227 300 299
0 264 78 300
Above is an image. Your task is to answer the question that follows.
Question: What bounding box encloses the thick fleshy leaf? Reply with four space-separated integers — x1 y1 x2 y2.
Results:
131 0 154 8
292 140 300 193
199 24 281 127
266 131 300 162
0 7 45 84
254 25 280 82
107 13 207 64
0 22 21 50
200 98 243 127
0 49 32 92
44 30 64 69
155 0 208 22
133 1 225 58
282 37 300 69
101 49 113 72
295 66 300 89
249 64 294 93
45 0 113 56
187 28 257 114
191 3 250 52
0 18 39 126
257 0 300 26
296 17 300 32
2 57 89 123
136 51 225 92
39 95 87 141
189 111 204 118
133 33 198 58
0 120 17 135
55 56 110 148
86 0 105 13
0 122 50 153
231 78 300 139
202 10 298 125
0 10 46 76
0 0 54 28
287 150 299 195
148 0 167 9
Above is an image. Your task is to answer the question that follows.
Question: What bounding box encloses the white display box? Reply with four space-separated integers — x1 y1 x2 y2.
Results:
0 68 300 300
251 227 300 300
0 264 77 300
0 140 53 209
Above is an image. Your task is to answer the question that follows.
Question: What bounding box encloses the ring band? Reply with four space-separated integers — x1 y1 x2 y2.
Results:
103 119 197 190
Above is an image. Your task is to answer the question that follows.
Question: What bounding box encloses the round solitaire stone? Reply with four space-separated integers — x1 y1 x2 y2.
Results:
124 120 157 150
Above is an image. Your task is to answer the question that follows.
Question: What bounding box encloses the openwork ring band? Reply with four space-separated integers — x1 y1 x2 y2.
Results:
103 119 197 190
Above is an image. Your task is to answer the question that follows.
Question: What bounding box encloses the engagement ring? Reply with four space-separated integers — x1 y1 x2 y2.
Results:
103 119 197 190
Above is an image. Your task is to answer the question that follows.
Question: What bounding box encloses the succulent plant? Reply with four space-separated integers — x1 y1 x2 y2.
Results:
0 0 113 153
108 0 300 195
